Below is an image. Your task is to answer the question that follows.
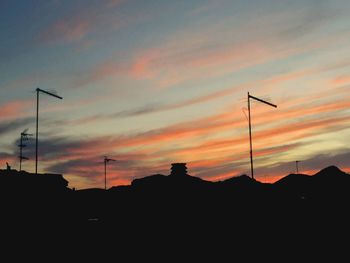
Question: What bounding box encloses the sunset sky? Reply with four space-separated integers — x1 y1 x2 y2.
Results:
1 0 350 189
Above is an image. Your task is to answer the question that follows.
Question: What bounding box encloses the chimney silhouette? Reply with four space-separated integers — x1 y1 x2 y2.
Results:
170 163 188 177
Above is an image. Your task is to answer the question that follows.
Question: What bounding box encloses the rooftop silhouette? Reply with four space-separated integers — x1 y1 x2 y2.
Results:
170 163 188 177
1 162 350 246
0 166 69 193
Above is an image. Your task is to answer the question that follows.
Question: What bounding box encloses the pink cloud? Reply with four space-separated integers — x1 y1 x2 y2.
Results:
120 23 340 90
37 100 350 189
39 17 91 44
74 60 126 88
65 89 350 157
128 50 159 79
332 75 350 86
38 1 125 44
0 155 16 168
0 100 32 120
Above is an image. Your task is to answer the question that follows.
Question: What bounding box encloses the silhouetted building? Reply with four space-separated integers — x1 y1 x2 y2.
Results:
170 163 188 177
0 168 69 192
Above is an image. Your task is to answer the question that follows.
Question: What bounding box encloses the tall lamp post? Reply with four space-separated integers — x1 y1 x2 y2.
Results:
35 88 63 175
248 92 277 179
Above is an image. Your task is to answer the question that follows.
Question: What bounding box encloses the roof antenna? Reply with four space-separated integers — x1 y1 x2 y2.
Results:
18 128 33 171
296 160 301 174
247 92 277 179
35 88 63 175
104 156 116 190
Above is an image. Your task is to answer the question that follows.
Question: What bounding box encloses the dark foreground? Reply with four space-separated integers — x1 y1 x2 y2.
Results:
1 165 349 257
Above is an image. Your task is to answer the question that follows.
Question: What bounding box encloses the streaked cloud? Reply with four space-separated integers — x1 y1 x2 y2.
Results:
0 100 32 120
332 75 350 86
0 117 35 136
38 0 125 44
40 19 91 43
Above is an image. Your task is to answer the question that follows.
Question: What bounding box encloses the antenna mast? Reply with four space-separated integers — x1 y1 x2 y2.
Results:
296 161 300 174
104 156 116 190
248 92 277 179
35 88 63 175
18 129 33 171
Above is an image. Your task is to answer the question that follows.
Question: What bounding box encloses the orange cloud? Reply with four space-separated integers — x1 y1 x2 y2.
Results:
76 29 295 89
64 91 350 158
0 100 32 120
161 112 350 160
249 96 350 129
36 105 350 189
70 109 342 184
0 155 16 168
123 23 343 90
332 75 350 86
128 50 159 79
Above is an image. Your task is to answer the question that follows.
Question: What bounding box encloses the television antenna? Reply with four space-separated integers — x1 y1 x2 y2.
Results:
35 88 63 175
248 92 277 179
104 156 116 190
18 129 33 171
296 160 301 174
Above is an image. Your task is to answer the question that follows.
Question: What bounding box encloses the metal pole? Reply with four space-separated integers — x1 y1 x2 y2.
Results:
35 89 39 175
248 92 254 179
19 134 23 171
104 158 107 190
247 93 277 180
296 161 299 174
34 88 62 176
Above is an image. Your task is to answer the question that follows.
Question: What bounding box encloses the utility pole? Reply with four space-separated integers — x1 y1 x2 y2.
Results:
35 88 63 175
18 129 33 171
104 156 116 190
248 92 277 179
